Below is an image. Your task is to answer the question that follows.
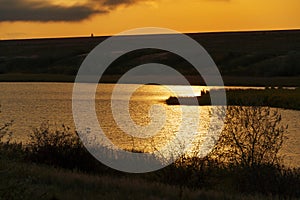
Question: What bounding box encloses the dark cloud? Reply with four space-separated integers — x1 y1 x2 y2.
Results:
0 0 107 22
0 0 185 22
0 0 232 23
102 0 143 7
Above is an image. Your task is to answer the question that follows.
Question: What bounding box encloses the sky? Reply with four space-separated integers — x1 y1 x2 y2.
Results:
0 0 299 39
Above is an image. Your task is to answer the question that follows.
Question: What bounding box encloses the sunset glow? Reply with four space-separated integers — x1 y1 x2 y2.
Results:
0 0 299 39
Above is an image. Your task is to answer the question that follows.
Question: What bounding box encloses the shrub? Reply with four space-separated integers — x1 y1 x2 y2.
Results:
212 106 287 168
25 123 112 174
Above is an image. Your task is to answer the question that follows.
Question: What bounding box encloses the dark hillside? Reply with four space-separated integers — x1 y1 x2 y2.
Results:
0 30 299 82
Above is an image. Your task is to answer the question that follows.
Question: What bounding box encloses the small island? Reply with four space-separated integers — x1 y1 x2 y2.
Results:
166 87 300 110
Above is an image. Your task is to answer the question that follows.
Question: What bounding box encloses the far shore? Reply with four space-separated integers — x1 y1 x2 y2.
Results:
0 74 299 87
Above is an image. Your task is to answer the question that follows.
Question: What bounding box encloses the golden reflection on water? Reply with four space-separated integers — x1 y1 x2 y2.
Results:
96 84 209 154
0 83 299 167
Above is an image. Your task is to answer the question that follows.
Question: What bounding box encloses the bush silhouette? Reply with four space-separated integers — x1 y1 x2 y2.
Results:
212 106 287 167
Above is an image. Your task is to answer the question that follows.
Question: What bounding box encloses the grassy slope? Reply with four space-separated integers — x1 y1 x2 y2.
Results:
0 30 299 86
0 158 288 200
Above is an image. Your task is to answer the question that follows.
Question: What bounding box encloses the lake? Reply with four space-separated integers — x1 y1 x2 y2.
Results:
0 83 299 167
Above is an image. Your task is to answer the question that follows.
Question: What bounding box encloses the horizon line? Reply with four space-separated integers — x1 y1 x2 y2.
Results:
1 28 300 42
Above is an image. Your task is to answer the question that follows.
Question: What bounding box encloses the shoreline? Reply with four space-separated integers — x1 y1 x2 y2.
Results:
0 74 299 87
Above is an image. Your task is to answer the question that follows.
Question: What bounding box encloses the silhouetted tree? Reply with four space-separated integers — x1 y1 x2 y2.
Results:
212 106 287 167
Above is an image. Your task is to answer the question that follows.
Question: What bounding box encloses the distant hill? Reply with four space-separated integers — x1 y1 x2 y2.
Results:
0 30 299 84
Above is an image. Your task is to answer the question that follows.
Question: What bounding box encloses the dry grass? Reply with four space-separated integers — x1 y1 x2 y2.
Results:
0 158 292 200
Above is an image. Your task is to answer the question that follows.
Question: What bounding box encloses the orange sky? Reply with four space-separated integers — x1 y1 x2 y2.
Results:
0 0 299 39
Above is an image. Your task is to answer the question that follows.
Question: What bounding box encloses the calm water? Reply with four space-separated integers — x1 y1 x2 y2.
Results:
0 83 299 167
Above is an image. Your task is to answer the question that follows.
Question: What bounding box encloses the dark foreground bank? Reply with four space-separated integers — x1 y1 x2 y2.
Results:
1 106 300 199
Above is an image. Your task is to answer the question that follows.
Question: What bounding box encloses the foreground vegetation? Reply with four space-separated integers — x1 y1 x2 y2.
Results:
1 105 299 199
4 157 296 200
